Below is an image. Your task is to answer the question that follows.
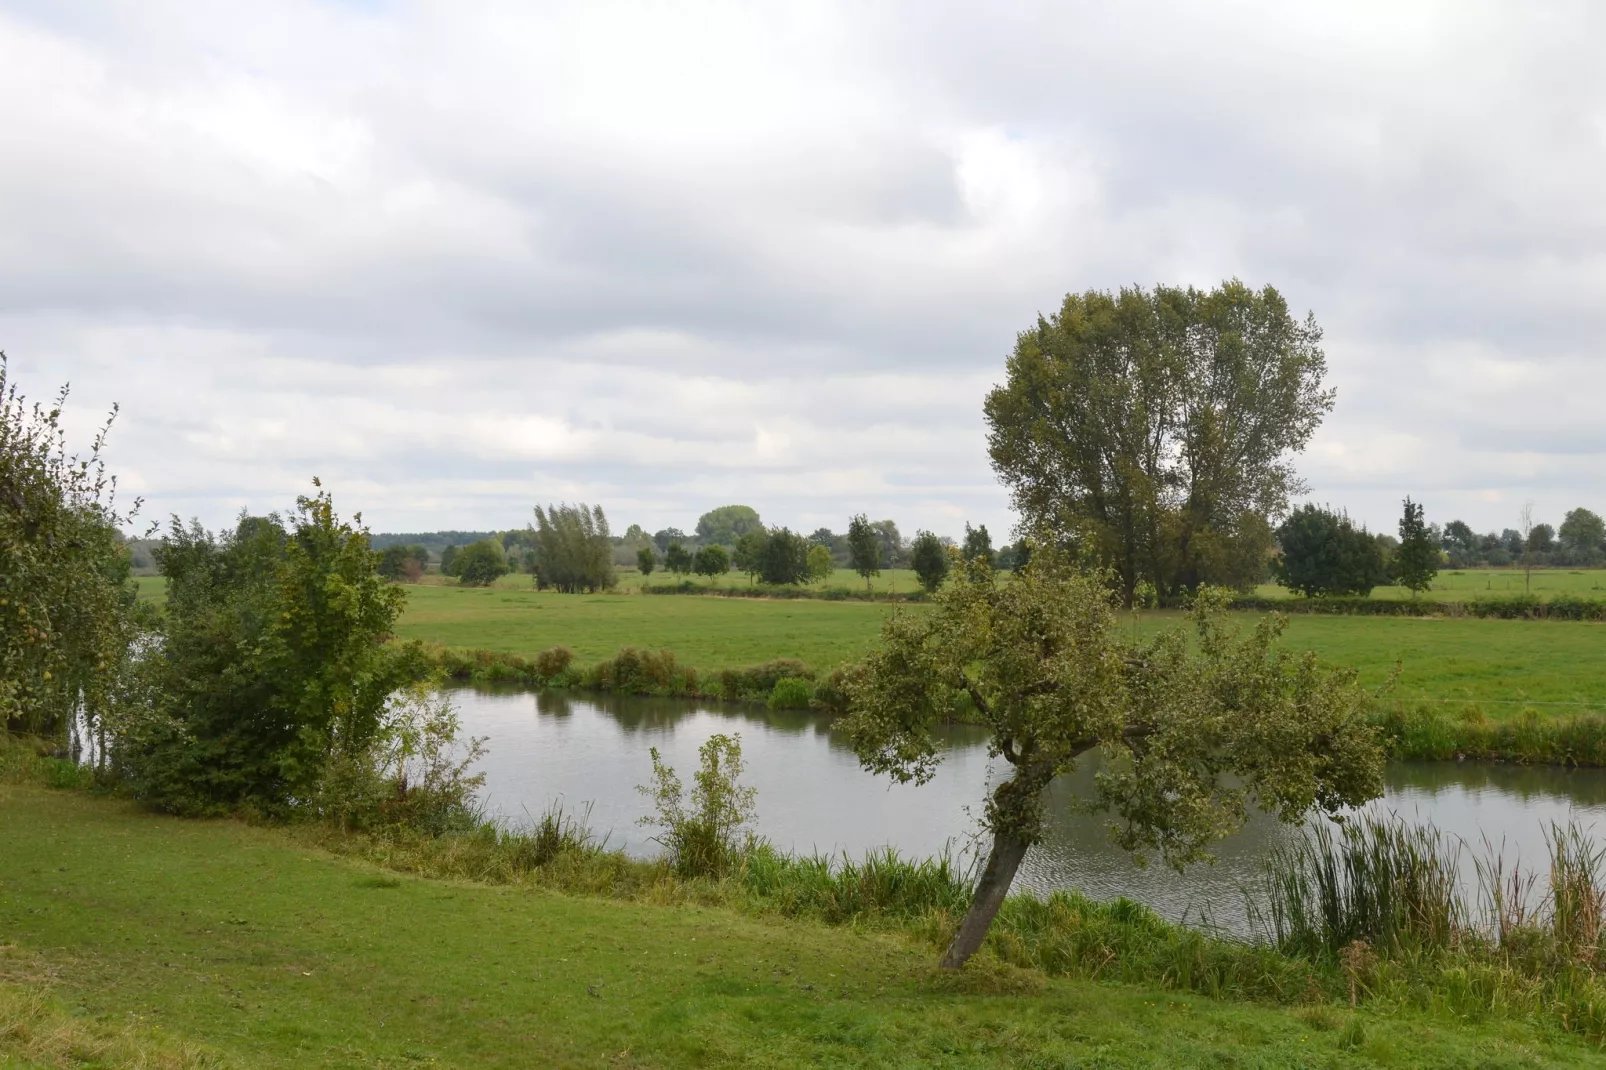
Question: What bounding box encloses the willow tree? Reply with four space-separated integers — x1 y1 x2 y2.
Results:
984 280 1332 605
842 553 1384 969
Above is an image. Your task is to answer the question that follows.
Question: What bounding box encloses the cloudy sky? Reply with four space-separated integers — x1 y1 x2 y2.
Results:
4 1 1603 540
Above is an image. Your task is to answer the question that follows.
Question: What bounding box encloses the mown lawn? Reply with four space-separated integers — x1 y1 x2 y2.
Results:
1 785 1598 1068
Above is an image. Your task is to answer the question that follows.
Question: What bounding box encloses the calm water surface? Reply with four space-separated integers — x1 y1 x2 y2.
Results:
455 687 1606 934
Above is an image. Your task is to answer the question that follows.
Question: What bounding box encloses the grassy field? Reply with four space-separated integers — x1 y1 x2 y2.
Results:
2 784 1598 1069
618 566 928 595
1251 568 1606 602
392 584 1606 716
136 575 1606 717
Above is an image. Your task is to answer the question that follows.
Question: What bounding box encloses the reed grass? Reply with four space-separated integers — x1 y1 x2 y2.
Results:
1258 812 1606 1042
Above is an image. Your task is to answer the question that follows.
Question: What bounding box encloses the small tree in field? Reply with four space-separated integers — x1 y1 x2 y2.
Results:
842 551 1384 969
847 513 881 591
693 543 729 581
909 530 950 593
733 530 767 586
664 541 693 576
1395 497 1437 598
637 546 656 576
805 543 835 584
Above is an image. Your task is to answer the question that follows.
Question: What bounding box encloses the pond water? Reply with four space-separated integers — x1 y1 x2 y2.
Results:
455 687 1606 936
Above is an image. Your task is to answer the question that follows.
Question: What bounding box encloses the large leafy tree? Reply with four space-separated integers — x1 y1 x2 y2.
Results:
695 505 763 546
0 358 142 746
1394 497 1438 597
985 281 1330 605
842 553 1383 969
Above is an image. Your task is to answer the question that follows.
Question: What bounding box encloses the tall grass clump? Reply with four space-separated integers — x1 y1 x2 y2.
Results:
638 733 756 879
1260 814 1463 959
739 844 973 923
990 891 1323 1002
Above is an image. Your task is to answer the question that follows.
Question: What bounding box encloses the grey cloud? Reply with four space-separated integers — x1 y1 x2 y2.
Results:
2 1 1603 537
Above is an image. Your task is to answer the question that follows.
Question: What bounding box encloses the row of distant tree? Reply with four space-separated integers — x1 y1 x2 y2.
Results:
369 503 1023 592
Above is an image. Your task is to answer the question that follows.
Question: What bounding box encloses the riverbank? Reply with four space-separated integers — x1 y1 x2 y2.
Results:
2 780 1600 1067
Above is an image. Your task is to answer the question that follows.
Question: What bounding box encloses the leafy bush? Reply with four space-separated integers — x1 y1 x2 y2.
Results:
534 645 574 680
584 647 696 696
121 489 429 815
638 733 756 879
306 687 487 836
766 676 814 710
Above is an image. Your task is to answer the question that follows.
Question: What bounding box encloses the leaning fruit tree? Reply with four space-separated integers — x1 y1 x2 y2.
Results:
842 553 1385 968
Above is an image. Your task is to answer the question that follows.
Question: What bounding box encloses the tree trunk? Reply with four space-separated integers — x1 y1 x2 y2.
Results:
940 826 1032 969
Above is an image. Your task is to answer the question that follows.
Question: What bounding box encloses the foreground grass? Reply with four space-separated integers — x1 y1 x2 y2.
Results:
2 786 1599 1068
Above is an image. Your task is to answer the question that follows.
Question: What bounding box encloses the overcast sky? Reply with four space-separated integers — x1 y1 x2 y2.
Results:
4 1 1603 540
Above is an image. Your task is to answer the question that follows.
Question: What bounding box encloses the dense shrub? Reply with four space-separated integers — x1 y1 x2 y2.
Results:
584 647 697 696
534 645 574 679
121 490 430 814
766 677 814 710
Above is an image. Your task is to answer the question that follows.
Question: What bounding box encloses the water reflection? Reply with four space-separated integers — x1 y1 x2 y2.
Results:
455 687 1606 936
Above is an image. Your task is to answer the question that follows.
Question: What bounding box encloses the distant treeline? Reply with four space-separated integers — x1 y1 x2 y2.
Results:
363 503 1023 593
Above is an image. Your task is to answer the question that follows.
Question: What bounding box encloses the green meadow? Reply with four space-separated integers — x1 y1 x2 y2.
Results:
1251 568 1606 602
4 783 1598 1069
132 576 1606 718
390 583 1605 717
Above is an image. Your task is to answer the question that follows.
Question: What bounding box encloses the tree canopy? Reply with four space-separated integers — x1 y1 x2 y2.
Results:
695 505 763 546
842 552 1383 968
1560 508 1605 561
758 528 811 585
1273 505 1390 597
985 281 1330 605
455 538 510 587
